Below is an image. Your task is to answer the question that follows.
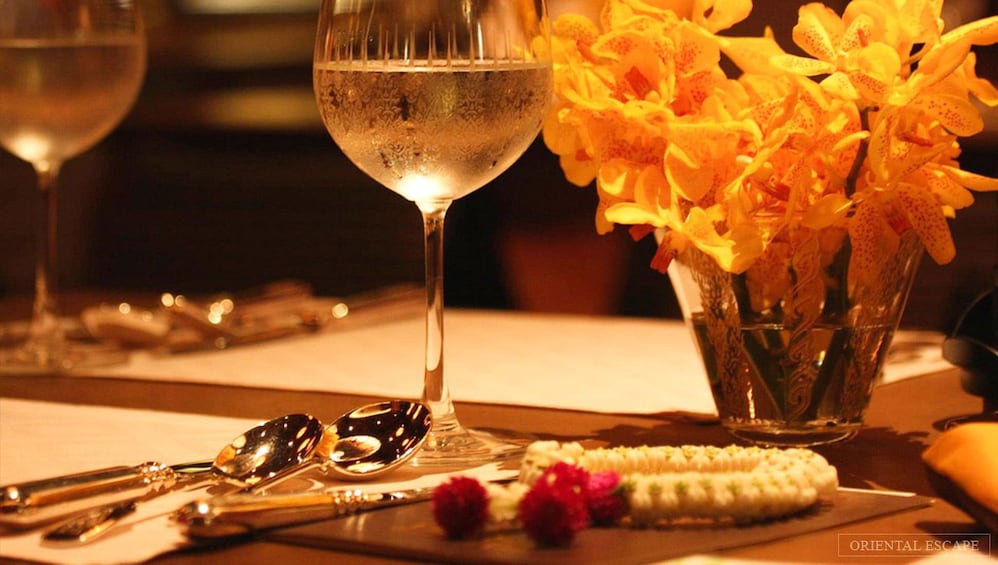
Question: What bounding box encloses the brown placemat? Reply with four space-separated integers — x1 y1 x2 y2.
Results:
260 490 931 564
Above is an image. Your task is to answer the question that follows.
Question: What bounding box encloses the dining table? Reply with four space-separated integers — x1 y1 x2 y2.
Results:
0 289 993 564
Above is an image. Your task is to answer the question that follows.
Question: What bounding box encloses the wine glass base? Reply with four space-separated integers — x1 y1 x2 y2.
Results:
0 324 129 374
411 426 534 468
0 318 129 375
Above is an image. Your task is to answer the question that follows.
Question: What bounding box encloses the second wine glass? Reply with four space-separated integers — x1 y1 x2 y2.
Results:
0 0 146 372
313 0 552 465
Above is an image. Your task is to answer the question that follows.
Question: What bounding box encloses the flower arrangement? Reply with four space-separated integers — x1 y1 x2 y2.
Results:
542 0 997 281
431 441 838 546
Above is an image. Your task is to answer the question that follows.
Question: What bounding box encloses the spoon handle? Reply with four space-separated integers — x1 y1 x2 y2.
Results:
0 461 210 528
42 500 139 543
174 487 435 539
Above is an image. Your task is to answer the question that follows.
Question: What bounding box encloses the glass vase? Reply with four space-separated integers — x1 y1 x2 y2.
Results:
668 227 923 446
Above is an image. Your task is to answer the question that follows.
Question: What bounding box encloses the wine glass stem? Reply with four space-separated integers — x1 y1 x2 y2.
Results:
29 162 64 356
417 200 460 433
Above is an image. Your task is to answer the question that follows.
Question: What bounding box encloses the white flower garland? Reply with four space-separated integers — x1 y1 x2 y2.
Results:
516 441 839 525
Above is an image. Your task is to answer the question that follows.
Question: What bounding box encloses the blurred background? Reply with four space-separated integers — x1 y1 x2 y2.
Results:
1 0 995 331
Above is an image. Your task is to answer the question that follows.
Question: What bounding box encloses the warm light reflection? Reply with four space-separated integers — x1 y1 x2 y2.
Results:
344 462 382 474
9 133 50 163
217 298 234 315
331 302 349 319
397 174 445 202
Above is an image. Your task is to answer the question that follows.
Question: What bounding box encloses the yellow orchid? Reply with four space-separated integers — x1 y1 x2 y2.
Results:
543 0 996 278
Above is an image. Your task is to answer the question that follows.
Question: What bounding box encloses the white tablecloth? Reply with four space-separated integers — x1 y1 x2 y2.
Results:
88 310 950 416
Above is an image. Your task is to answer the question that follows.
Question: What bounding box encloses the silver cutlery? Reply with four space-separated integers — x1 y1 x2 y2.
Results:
1 414 325 530
81 281 423 352
36 400 431 543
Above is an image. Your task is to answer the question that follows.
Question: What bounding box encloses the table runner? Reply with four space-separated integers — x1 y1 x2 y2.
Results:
267 489 933 564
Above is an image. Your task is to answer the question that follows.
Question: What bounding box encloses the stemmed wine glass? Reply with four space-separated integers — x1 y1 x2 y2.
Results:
313 0 552 464
0 0 146 371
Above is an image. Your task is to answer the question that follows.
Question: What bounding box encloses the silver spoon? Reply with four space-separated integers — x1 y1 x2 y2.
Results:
0 413 325 531
43 401 432 543
38 413 325 542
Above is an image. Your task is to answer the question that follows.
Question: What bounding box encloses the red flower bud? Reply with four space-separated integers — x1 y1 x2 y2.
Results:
519 463 591 546
587 471 628 526
432 476 490 539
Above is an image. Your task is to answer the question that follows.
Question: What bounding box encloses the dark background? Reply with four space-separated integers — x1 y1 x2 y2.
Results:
1 0 995 331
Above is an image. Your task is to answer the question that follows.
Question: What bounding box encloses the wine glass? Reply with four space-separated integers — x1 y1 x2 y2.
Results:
0 0 146 371
313 0 552 465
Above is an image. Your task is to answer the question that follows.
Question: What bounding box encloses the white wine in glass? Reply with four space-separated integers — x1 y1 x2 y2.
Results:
314 0 552 464
0 0 146 371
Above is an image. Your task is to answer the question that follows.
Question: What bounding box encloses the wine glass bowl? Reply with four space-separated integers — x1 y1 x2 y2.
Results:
315 64 551 203
313 1 551 203
0 0 146 371
313 0 552 465
0 37 144 165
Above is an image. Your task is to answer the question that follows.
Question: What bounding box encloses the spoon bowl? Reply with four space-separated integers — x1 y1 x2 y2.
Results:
324 400 432 480
212 413 326 485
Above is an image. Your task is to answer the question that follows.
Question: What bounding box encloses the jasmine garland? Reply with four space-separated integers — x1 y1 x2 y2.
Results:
431 441 839 546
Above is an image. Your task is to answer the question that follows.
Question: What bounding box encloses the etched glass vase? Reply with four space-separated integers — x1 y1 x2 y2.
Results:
668 227 924 446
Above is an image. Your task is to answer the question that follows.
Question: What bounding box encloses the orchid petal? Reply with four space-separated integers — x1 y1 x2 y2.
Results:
560 152 598 187
897 182 955 264
605 201 666 225
838 13 875 53
846 43 901 104
718 29 788 76
941 166 998 192
918 168 975 209
941 15 998 47
771 54 837 76
793 4 842 62
598 159 639 199
682 208 763 273
848 199 900 289
801 193 852 228
907 93 985 136
694 0 752 33
819 72 860 99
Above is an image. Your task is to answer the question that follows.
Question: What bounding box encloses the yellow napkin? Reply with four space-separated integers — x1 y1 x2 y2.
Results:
922 423 998 531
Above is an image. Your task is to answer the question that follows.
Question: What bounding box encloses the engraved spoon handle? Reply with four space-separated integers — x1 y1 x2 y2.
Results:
0 462 193 528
